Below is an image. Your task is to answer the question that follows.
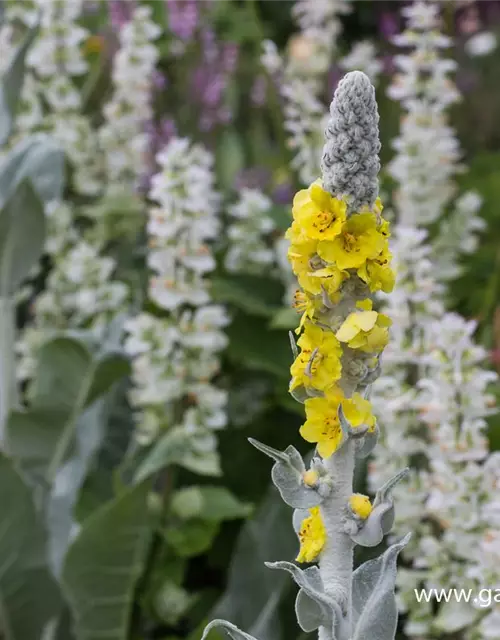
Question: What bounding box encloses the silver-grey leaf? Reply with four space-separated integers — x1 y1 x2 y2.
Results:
202 619 259 640
295 566 328 632
265 561 348 640
355 425 379 459
349 502 393 548
352 533 411 640
249 438 324 509
373 468 409 507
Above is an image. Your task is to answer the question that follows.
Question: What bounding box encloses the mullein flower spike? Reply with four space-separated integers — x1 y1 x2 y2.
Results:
204 71 410 640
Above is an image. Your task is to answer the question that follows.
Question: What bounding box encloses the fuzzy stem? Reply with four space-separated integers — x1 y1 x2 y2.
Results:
0 297 17 448
318 439 355 640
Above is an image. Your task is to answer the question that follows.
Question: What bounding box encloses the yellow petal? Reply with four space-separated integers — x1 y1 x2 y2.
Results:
336 322 359 343
355 310 378 332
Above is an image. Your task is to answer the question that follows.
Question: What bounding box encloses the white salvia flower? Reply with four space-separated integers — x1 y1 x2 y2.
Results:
125 138 228 456
371 5 497 638
261 0 352 185
225 189 276 274
99 5 161 188
465 31 497 57
340 41 382 82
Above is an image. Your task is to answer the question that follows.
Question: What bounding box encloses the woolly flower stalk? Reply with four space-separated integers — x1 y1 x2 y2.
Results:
369 4 497 637
99 5 161 191
204 71 410 640
125 138 229 454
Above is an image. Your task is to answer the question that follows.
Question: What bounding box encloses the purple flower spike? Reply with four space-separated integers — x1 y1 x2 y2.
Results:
166 0 199 42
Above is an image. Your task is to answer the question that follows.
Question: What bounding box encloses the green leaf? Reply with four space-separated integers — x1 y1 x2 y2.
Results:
62 480 154 640
225 313 291 379
0 135 65 208
210 486 298 640
134 426 222 483
267 205 292 232
0 180 45 295
165 519 220 558
170 486 253 521
0 452 61 640
211 275 283 318
215 129 245 191
0 25 38 145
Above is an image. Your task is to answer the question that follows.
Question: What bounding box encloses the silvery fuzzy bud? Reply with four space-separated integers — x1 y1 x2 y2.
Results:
321 70 381 211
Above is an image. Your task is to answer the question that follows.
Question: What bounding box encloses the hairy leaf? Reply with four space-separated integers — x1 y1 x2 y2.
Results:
249 438 325 509
202 619 259 640
352 533 411 640
62 480 154 640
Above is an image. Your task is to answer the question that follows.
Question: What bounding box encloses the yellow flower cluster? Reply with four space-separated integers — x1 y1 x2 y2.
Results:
287 180 395 459
296 506 326 563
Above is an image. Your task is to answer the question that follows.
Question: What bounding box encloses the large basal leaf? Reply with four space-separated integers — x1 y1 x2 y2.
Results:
62 480 154 640
0 26 38 145
7 335 129 576
209 486 297 640
0 135 65 208
0 179 45 295
8 336 129 483
0 453 61 640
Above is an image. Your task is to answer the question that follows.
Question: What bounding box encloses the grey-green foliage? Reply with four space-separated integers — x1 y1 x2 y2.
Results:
0 25 38 145
210 486 297 640
61 480 154 640
249 438 331 508
352 534 411 640
265 561 348 640
0 452 61 640
348 468 409 548
7 336 129 575
202 619 259 640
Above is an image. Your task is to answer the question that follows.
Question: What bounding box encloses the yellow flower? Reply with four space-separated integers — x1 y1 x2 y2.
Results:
349 494 373 519
302 469 319 487
301 388 345 458
307 266 345 300
317 212 385 271
357 246 395 293
335 299 391 353
296 506 326 563
342 392 376 432
293 180 347 240
290 324 342 392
